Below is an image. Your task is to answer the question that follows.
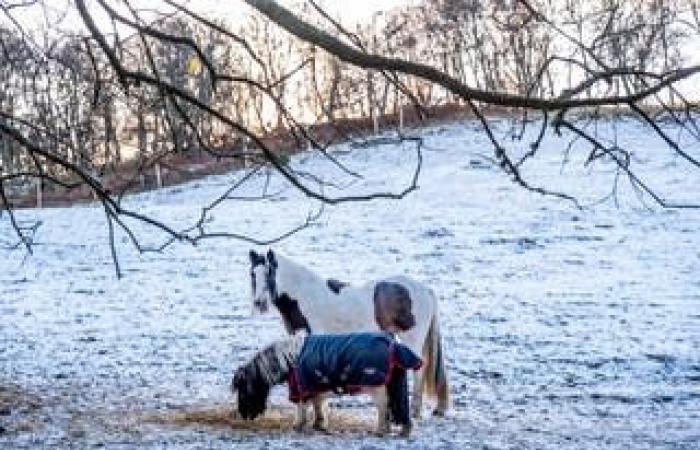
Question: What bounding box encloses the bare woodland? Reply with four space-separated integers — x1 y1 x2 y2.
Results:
0 0 699 274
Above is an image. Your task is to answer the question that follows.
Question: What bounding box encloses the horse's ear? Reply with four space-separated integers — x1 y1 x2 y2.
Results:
267 249 277 268
249 249 259 265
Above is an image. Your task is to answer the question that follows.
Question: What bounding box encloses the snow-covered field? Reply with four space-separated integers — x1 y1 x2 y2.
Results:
1 119 699 449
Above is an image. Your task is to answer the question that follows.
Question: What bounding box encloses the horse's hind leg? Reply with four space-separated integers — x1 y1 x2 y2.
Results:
435 376 449 416
293 402 308 432
312 395 328 432
370 387 390 436
411 365 425 418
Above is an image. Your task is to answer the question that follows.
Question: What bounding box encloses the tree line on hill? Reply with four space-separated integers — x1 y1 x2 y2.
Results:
0 0 698 274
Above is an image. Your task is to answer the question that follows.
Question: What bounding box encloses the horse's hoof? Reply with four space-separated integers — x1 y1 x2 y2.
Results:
373 427 389 437
399 423 412 437
432 408 446 417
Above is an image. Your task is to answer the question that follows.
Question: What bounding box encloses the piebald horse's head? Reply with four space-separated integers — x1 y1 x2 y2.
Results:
249 249 278 315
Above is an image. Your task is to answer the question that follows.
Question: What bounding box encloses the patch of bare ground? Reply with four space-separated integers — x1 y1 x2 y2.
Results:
0 383 44 435
65 402 376 439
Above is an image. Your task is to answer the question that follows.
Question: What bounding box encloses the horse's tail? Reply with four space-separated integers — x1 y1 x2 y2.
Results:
423 304 449 413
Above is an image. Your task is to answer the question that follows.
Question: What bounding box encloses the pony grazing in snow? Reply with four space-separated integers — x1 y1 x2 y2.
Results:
248 249 449 418
231 332 422 436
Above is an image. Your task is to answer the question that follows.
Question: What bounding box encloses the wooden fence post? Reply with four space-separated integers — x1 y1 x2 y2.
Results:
155 163 162 188
36 179 42 209
373 105 379 134
243 137 250 168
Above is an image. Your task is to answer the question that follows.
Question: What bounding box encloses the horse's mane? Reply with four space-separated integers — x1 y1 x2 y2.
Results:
275 254 330 301
249 336 304 385
276 254 322 282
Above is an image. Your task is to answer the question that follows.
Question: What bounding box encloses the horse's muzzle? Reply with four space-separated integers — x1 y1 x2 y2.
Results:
253 299 268 313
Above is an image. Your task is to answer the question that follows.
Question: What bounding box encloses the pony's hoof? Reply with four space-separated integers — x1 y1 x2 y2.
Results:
399 423 412 437
432 408 446 417
312 422 328 433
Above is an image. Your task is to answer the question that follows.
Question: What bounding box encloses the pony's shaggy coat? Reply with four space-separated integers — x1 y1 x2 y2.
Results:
231 333 421 435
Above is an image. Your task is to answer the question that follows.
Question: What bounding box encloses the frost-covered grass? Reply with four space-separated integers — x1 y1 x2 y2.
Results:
1 118 699 449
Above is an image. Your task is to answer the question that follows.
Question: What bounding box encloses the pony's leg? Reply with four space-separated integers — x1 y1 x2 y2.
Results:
311 395 328 431
370 387 390 436
293 402 308 431
411 365 425 419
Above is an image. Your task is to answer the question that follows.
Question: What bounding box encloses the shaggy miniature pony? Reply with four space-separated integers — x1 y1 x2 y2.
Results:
231 332 422 436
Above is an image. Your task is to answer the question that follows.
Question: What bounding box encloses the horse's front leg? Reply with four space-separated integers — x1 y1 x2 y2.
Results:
293 401 308 432
311 394 328 432
399 420 412 437
370 387 390 436
411 365 425 419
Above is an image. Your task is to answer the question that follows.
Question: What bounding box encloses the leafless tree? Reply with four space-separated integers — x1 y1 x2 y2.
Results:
0 0 698 275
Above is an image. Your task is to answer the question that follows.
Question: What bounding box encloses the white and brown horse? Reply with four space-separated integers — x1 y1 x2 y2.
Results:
248 249 449 418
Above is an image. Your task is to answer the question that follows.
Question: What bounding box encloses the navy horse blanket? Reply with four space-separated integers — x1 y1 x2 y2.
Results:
288 332 422 425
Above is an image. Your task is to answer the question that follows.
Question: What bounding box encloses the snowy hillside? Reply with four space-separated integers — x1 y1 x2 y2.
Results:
1 118 699 449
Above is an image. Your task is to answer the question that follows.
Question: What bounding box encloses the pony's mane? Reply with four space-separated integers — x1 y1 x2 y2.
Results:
250 335 304 385
234 337 304 420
